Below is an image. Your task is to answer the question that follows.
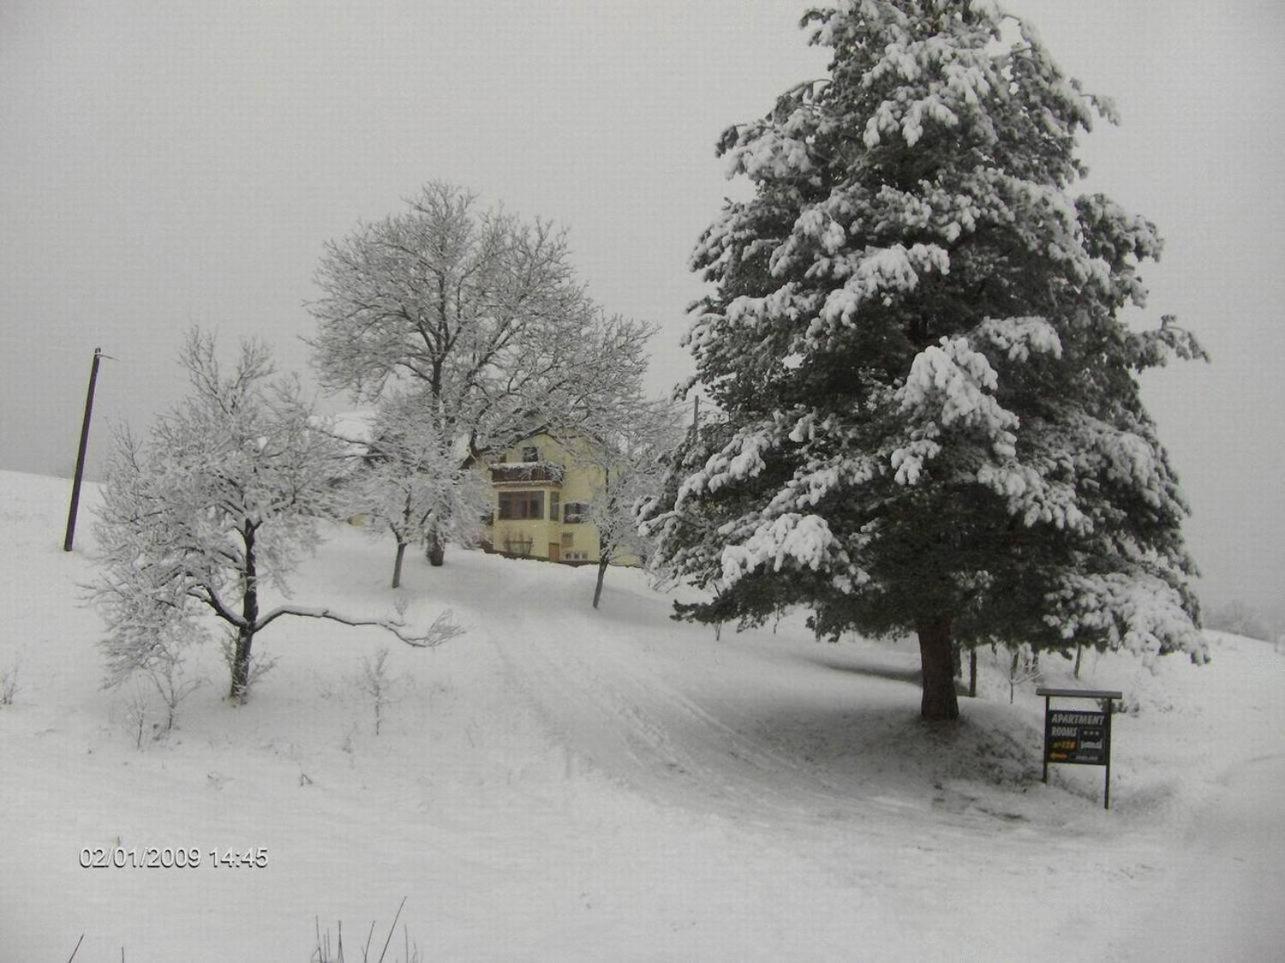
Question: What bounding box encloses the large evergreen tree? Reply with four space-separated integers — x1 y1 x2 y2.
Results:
643 0 1207 720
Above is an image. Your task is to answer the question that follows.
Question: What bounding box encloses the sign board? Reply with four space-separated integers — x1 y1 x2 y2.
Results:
1044 709 1109 766
1036 688 1122 809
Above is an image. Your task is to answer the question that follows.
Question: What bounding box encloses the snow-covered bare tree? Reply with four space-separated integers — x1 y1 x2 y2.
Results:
346 391 489 588
1203 600 1274 642
308 182 653 565
566 400 685 608
92 331 462 704
643 1 1207 721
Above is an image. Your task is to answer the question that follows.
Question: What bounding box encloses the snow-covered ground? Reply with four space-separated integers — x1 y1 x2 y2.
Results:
2 468 1281 961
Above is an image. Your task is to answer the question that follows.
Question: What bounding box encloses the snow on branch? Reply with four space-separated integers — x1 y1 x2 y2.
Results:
256 606 463 648
809 243 950 342
894 335 1019 474
1048 571 1207 663
720 513 856 588
676 425 780 504
975 460 1089 533
1124 315 1209 370
971 316 1062 362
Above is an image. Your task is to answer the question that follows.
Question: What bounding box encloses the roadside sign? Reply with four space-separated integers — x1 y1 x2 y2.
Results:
1037 688 1122 809
1045 709 1108 765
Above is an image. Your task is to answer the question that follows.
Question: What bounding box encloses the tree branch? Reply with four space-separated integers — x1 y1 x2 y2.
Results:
254 605 463 648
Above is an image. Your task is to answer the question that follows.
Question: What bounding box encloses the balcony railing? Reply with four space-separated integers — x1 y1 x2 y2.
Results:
490 461 565 485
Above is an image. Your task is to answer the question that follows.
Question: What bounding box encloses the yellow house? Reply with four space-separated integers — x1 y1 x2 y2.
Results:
479 432 628 565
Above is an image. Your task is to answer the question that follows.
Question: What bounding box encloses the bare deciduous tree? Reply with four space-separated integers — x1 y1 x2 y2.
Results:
562 400 685 608
308 182 653 565
92 330 462 704
343 391 488 588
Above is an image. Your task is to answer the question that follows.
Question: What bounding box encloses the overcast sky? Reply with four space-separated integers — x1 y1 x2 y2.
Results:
2 1 1281 614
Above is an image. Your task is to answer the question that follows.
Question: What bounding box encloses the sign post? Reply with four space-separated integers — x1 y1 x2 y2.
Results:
1037 687 1122 809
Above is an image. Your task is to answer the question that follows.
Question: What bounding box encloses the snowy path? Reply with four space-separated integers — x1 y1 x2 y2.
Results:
1106 750 1285 960
4 472 1284 959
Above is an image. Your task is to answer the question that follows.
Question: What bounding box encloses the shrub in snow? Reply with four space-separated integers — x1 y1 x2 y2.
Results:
312 898 420 963
91 330 462 705
643 0 1206 721
356 646 405 736
0 658 18 706
121 682 154 749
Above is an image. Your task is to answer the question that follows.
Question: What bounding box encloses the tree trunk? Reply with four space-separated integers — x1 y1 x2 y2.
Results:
425 528 445 567
229 626 254 704
229 524 259 704
968 649 977 698
1074 643 1084 679
916 616 959 721
392 540 407 589
592 553 610 609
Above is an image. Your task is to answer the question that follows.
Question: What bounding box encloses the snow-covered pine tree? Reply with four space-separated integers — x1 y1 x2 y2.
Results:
93 331 461 704
308 182 654 565
642 0 1207 720
347 391 489 589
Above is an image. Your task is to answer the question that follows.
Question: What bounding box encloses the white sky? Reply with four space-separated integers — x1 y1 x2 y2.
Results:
2 0 1281 614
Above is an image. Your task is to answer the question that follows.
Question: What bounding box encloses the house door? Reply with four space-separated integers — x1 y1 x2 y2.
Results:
548 542 561 562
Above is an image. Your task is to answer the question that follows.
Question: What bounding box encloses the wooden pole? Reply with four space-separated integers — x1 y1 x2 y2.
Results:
63 347 103 552
1104 697 1114 810
1042 693 1050 784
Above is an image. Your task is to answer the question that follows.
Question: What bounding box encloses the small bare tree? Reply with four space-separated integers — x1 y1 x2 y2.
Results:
0 658 19 706
1006 643 1042 704
357 647 403 736
565 399 684 608
100 621 203 734
344 392 488 588
92 330 463 705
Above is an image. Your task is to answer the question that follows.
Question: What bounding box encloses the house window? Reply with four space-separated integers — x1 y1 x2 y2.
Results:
561 532 574 549
564 501 590 523
550 492 560 522
522 446 539 462
498 491 545 520
503 534 534 556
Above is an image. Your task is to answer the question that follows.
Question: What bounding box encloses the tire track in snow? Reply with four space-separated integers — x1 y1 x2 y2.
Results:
479 570 919 823
1100 750 1285 960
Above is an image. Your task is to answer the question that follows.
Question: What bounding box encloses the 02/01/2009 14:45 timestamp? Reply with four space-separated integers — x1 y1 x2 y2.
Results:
78 847 268 869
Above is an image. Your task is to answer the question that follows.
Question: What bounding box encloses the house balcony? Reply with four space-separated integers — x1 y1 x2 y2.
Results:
490 461 565 486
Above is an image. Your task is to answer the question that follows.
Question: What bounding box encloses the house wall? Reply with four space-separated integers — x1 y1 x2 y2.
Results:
480 433 613 565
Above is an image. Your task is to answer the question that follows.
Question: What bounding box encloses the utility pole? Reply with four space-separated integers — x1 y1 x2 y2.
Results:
63 347 104 552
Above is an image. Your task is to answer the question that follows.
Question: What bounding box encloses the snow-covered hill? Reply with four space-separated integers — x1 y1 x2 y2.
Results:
1 469 1281 960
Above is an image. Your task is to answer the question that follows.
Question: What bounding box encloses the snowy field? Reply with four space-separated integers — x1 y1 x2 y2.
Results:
2 468 1282 961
